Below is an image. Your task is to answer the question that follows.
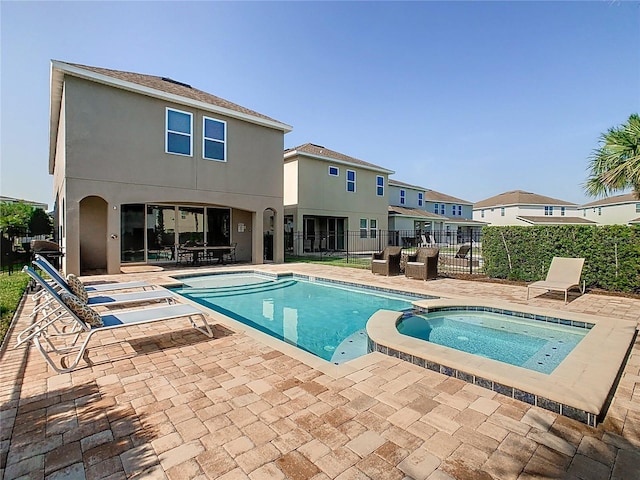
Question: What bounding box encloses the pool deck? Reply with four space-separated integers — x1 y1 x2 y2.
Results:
2 262 639 479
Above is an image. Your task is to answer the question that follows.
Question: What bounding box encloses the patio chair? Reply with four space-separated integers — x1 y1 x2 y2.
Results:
454 244 471 259
371 246 403 276
405 247 439 280
26 264 175 315
527 257 586 304
223 243 237 263
34 254 153 293
18 267 214 373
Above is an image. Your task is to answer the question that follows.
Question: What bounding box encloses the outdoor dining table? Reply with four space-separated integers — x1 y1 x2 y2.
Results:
179 245 233 266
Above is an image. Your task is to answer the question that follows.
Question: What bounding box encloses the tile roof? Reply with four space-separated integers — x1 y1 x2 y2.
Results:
388 179 472 204
579 192 640 208
62 62 287 125
516 216 597 225
474 190 576 209
284 143 394 173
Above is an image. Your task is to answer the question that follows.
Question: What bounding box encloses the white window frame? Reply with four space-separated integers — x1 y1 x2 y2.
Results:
636 203 640 213
359 218 368 238
328 166 339 176
481 209 485 218
370 219 377 238
203 116 227 162
376 176 384 196
418 192 423 207
434 203 439 214
545 206 554 216
500 207 505 217
400 189 406 205
347 170 356 193
561 207 566 216
166 107 193 156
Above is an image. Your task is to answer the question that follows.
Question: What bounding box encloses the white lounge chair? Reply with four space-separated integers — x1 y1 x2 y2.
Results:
18 267 213 373
526 257 585 304
23 266 176 327
33 254 153 294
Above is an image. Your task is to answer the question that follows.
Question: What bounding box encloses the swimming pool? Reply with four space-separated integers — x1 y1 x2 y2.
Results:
171 272 427 363
397 310 587 374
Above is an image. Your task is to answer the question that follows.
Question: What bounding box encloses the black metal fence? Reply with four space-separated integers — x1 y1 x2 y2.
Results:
284 229 484 275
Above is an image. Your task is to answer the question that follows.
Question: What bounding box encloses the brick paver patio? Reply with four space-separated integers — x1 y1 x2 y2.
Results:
1 263 639 479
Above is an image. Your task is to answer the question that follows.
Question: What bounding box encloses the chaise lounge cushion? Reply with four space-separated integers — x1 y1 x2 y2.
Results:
60 292 103 327
66 274 89 303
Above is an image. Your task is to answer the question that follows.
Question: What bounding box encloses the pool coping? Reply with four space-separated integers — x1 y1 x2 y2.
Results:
366 297 638 426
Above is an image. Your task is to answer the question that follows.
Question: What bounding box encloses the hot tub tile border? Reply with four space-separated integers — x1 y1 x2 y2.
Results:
368 338 597 427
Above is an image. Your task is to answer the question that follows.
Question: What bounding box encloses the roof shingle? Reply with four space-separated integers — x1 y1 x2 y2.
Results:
474 190 576 209
284 143 393 173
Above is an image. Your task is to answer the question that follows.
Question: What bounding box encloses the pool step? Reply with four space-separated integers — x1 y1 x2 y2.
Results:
330 329 369 365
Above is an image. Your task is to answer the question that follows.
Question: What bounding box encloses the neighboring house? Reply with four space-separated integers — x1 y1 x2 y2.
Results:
388 180 485 245
578 193 640 225
473 190 594 226
283 143 393 253
49 60 292 275
0 196 48 211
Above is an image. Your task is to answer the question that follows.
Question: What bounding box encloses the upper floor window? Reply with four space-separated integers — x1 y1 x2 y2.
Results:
598 207 602 216
203 117 226 161
400 189 406 205
636 203 640 213
451 205 462 216
434 203 439 214
481 209 485 218
370 219 377 238
328 166 339 176
544 206 554 216
560 207 566 216
418 192 423 207
166 108 192 156
440 204 445 215
347 170 356 192
583 209 586 217
376 176 384 196
500 207 505 217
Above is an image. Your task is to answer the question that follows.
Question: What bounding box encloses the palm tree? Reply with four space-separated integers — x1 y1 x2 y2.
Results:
584 113 640 198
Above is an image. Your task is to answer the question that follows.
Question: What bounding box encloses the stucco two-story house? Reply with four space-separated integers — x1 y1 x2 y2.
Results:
473 190 594 226
283 143 393 254
388 180 485 245
578 193 640 225
49 61 292 275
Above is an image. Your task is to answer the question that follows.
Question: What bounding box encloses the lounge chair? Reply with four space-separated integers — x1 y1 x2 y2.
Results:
454 244 471 259
18 267 213 373
371 246 403 276
33 254 153 293
25 265 174 311
405 248 439 280
527 257 585 304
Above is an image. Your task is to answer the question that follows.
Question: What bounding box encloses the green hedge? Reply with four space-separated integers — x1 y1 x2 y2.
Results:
482 225 640 292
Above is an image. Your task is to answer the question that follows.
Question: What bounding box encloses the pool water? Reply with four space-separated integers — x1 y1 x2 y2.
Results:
397 310 587 374
172 273 421 363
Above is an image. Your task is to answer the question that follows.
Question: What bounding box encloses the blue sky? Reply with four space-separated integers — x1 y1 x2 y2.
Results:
1 1 638 208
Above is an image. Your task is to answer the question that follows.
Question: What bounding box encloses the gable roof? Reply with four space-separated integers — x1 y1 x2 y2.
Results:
579 192 640 208
474 190 576 209
388 179 472 204
49 60 292 172
284 143 394 174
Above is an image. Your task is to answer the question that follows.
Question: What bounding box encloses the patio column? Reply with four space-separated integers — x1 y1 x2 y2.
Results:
251 212 264 264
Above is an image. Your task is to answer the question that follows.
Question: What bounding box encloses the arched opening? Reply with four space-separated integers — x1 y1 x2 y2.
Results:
79 196 108 274
263 208 276 262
